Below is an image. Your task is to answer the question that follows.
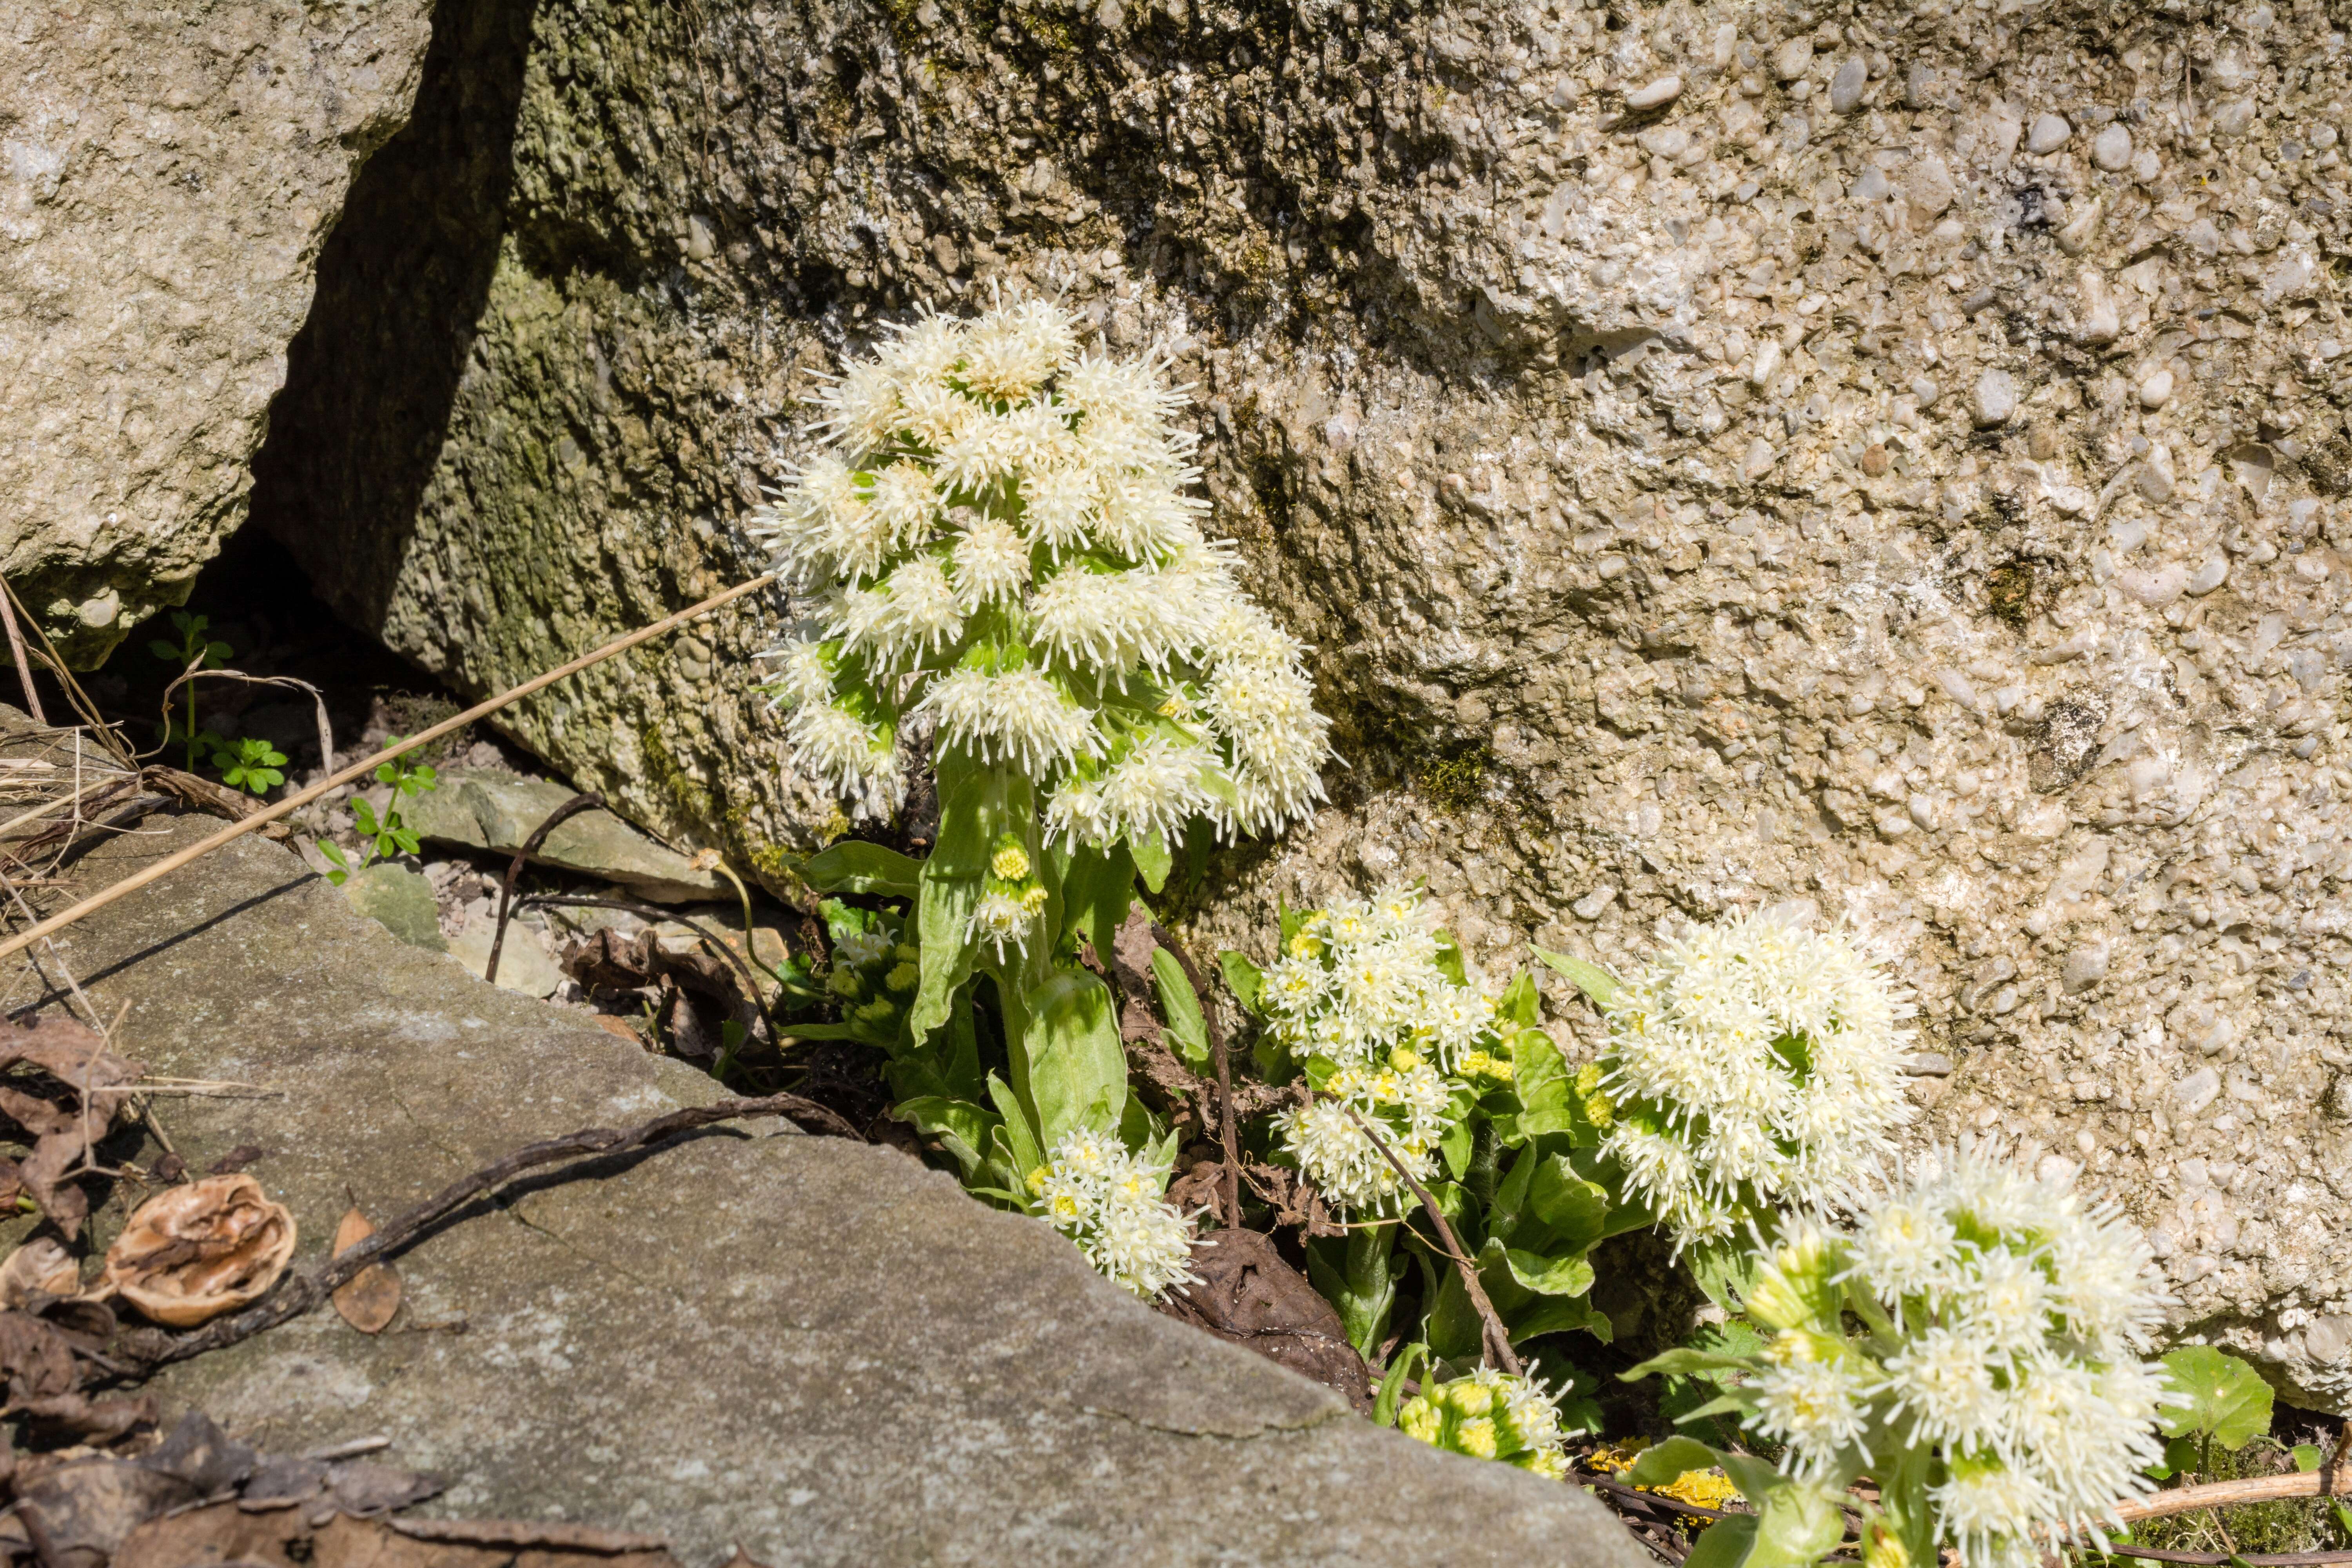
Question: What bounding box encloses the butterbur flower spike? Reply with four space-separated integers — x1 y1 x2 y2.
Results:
749 295 1331 845
1031 1129 1198 1299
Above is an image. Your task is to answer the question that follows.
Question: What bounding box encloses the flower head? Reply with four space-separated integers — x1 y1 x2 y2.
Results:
1033 1129 1198 1298
1396 1368 1582 1475
1599 913 1914 1248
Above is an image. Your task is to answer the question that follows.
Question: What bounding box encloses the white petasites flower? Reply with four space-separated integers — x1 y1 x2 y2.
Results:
1599 912 1914 1248
1277 1061 1453 1217
754 295 1331 852
763 639 835 711
786 702 902 817
967 888 1036 962
1723 1148 2175 1568
1032 1129 1198 1299
919 666 1098 775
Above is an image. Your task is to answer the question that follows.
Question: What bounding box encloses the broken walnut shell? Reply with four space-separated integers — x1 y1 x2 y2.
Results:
99 1174 297 1327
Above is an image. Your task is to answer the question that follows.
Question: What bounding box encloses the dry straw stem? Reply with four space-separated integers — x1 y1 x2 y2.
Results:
0 574 779 966
2112 1459 2352 1523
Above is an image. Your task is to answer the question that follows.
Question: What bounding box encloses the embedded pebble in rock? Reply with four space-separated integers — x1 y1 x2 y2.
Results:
1829 58 1867 115
1625 74 1682 111
2188 558 2230 597
247 0 2352 1414
2062 940 2111 995
2093 123 2134 171
1973 368 2018 427
2027 112 2073 154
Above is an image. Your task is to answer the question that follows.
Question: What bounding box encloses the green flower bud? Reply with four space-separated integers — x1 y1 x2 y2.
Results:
828 969 862 1000
1455 1416 1498 1459
885 962 918 993
1445 1381 1494 1418
1398 1397 1442 1444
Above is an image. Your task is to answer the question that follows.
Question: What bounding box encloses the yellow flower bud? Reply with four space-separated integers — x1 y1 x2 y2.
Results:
1445 1381 1494 1418
1864 1523 1909 1568
1398 1398 1442 1443
1020 884 1051 913
990 844 1032 881
1390 1047 1423 1072
1455 1416 1498 1459
1025 1165 1049 1194
885 962 918 993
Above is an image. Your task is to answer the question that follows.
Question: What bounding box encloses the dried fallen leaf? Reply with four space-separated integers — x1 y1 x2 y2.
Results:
1160 1228 1374 1414
0 1237 80 1308
329 1208 401 1334
99 1174 296 1327
0 1016 145 1239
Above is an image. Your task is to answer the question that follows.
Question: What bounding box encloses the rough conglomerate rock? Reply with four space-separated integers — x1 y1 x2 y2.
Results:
250 0 2352 1408
0 0 434 663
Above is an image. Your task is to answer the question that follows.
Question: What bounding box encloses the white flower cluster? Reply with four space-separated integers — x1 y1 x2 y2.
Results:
1278 1058 1453 1217
1599 913 1914 1247
1397 1366 1576 1478
1030 1129 1200 1299
1744 1150 2173 1568
753 296 1331 842
1258 885 1498 1071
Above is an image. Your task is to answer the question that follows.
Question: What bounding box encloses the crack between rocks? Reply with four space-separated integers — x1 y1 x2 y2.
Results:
1075 1400 1353 1443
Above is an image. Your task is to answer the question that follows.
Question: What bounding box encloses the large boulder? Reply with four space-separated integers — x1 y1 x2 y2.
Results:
37 743 1649 1565
249 0 2352 1407
0 0 434 664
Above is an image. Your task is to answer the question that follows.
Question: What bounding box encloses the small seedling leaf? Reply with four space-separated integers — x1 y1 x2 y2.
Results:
2158 1346 2273 1450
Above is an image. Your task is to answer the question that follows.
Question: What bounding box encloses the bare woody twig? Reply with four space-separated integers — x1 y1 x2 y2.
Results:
0 582 45 726
136 1091 858 1368
1336 1101 1520 1377
486 793 605 986
0 573 779 965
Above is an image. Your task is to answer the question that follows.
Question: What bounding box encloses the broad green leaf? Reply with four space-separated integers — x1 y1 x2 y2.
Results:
908 758 998 1040
1424 1258 1485 1363
1730 1466 1844 1568
1218 949 1265 1016
2294 1444 2325 1473
1532 945 1620 1009
2159 1347 2274 1450
1023 970 1129 1145
1502 1248 1595 1298
1056 844 1137 960
1627 1436 1720 1488
1430 931 1470 987
1682 1517 1759 1568
797 841 922 897
1308 1223 1399 1361
1624 1347 1760 1381
1689 1237 1766 1314
891 1096 998 1178
1512 1295 1613 1343
1525 1156 1611 1252
1439 1114 1473 1179
773 1022 869 1042
1502 1027 1581 1145
1496 969 1541 1029
987 1072 1044 1180
1149 947 1211 1068
1131 829 1172 893
1372 1340 1427 1428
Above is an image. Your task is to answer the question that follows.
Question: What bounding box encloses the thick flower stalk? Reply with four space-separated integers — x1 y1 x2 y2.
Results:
1677 1149 2174 1568
752 295 1332 846
1598 913 1914 1247
1029 1128 1200 1299
1396 1367 1573 1479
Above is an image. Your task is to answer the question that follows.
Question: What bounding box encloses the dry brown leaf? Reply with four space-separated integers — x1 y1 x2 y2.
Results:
98 1174 296 1327
0 1016 145 1239
329 1207 401 1334
0 1238 79 1308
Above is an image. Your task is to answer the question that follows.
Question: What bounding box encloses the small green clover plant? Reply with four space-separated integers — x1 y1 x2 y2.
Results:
211 736 287 795
150 611 233 771
318 737 437 886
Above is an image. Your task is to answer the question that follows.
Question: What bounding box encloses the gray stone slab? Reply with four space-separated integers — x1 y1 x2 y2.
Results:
403 772 724 904
33 806 1646 1568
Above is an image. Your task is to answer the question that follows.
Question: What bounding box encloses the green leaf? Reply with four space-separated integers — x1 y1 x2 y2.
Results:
1524 1156 1611 1252
1218 950 1265 1016
1627 1436 1721 1488
1624 1347 1761 1382
891 1096 998 1179
1308 1223 1399 1361
2159 1347 2274 1450
1683 1517 1757 1568
1149 947 1210 1068
908 759 997 1042
1372 1341 1427 1428
1501 1027 1581 1145
1496 969 1541 1029
1738 1471 1846 1568
1131 829 1172 894
1688 1237 1766 1314
986 1073 1044 1182
1439 1114 1473 1179
1056 844 1136 960
1022 970 1129 1146
2293 1444 2325 1473
147 640 178 662
1511 1295 1613 1343
799 841 923 897
1532 945 1620 1009
1430 931 1469 987
1501 1248 1595 1298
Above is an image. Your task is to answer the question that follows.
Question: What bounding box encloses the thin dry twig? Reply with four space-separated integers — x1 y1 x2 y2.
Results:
2113 1459 2352 1524
0 573 779 965
129 1090 858 1369
1335 1101 1520 1376
0 580 45 726
486 793 605 986
2094 1549 2352 1566
149 666 334 775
